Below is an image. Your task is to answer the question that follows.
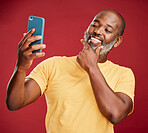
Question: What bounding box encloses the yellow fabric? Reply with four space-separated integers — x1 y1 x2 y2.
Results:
27 56 135 133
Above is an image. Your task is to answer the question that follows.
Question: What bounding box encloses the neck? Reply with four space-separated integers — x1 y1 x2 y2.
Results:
98 54 108 63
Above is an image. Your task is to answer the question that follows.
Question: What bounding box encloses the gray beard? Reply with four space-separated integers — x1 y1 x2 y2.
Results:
84 30 117 58
99 38 117 58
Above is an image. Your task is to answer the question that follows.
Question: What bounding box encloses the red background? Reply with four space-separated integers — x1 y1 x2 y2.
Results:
0 0 148 132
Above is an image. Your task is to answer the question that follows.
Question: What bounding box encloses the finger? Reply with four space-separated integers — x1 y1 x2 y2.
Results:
76 55 79 62
76 53 81 63
96 45 104 56
23 44 46 55
18 28 35 47
29 52 45 60
23 33 27 36
21 35 42 51
80 39 91 50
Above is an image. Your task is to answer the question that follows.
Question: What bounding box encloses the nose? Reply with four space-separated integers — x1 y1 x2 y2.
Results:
94 27 103 36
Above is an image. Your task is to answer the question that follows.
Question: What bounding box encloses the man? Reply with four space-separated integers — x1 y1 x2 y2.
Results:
6 9 135 133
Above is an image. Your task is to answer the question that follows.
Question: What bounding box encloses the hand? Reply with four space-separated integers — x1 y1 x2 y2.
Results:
76 39 103 72
16 28 46 71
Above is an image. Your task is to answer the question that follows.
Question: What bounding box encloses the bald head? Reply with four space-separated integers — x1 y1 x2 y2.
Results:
96 9 125 36
84 9 125 59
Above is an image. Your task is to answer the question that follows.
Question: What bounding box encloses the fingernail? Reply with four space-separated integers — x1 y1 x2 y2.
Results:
37 36 42 39
80 39 83 42
32 28 35 31
42 44 46 48
42 52 45 56
23 33 27 36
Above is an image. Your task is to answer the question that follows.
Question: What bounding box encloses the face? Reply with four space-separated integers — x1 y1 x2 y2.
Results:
84 11 121 57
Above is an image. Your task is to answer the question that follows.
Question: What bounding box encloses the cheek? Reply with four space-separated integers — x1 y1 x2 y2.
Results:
88 27 94 34
105 34 116 44
105 35 111 43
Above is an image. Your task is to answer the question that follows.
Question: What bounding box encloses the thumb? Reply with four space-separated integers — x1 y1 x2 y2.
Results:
96 45 103 56
23 33 27 36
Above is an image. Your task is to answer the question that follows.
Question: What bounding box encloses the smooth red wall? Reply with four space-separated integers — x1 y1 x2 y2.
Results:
0 0 147 133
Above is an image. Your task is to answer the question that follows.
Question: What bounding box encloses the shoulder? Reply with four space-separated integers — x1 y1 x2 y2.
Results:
108 60 135 80
108 60 132 71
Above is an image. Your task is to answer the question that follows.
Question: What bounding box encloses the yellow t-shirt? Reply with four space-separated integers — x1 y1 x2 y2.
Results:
27 56 135 133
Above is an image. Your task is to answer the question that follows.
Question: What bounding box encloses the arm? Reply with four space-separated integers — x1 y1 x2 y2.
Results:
87 65 133 124
76 39 133 124
6 28 46 111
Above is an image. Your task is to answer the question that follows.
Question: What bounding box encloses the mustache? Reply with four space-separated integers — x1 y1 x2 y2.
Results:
88 33 102 38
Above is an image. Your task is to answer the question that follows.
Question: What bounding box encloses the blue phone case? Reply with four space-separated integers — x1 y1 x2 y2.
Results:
28 16 45 53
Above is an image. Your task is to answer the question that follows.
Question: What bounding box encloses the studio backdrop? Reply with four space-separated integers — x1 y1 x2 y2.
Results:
0 0 147 133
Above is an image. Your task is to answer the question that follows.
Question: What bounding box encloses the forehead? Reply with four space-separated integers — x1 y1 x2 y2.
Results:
93 11 121 29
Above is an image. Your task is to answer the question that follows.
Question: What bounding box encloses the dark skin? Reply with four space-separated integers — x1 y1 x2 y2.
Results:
6 28 45 110
77 10 133 124
6 10 133 125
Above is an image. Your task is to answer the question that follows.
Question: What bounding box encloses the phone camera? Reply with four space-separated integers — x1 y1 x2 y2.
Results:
29 17 33 21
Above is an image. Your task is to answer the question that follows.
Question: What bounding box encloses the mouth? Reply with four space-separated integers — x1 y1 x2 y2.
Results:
90 37 101 44
87 35 103 47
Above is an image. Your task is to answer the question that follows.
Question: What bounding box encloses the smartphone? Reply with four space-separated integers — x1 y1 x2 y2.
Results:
28 16 45 53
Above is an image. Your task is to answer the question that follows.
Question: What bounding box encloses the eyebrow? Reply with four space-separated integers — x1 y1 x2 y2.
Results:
94 19 100 23
94 19 114 29
106 24 114 29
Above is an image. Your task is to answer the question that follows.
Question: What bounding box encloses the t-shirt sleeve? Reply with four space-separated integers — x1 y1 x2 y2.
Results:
26 57 54 95
114 68 135 114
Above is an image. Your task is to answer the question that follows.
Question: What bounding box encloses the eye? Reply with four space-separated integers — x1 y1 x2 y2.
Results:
91 22 99 27
91 24 98 27
105 29 111 33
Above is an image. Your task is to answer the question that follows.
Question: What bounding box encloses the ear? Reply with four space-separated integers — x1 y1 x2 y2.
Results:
114 36 123 48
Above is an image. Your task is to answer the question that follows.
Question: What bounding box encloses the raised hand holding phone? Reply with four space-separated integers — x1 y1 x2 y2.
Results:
16 16 45 71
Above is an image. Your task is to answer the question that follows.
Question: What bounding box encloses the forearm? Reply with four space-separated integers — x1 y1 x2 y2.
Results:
6 29 46 111
88 65 128 124
6 67 27 111
77 39 132 124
